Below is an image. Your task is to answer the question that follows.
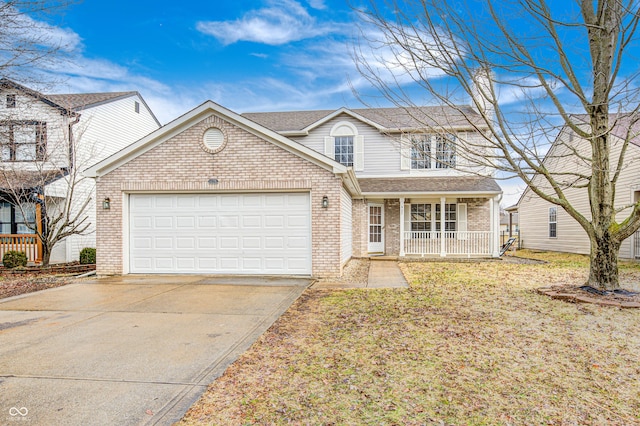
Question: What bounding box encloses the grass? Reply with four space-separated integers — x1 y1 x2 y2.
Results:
179 251 640 425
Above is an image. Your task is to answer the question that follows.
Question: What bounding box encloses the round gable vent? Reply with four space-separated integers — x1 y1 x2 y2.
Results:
202 127 226 153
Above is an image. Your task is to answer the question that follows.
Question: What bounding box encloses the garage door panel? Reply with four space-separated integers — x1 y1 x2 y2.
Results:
129 193 311 274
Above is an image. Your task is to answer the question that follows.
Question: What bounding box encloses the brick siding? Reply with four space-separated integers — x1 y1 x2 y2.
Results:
96 113 344 277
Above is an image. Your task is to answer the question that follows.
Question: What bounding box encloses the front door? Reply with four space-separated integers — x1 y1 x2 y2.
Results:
368 203 384 253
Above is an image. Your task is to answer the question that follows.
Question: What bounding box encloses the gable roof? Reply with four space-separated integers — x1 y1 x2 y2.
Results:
0 78 160 126
85 100 351 179
242 105 486 135
512 112 640 209
47 92 134 110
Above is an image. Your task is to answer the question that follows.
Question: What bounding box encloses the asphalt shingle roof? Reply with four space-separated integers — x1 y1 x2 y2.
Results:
358 176 501 194
242 106 485 132
46 92 136 110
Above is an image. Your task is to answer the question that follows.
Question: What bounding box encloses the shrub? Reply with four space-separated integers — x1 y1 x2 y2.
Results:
3 250 28 268
79 247 96 264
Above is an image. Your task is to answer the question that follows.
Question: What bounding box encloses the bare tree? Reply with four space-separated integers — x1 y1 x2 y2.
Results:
0 1 78 86
0 98 92 265
353 0 640 290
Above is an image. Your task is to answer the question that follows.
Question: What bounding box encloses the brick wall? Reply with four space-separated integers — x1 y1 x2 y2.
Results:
384 199 400 255
351 199 368 256
96 112 344 277
458 197 491 231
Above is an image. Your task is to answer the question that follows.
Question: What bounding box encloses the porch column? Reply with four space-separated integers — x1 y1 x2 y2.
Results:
399 197 405 256
491 196 500 257
440 196 446 257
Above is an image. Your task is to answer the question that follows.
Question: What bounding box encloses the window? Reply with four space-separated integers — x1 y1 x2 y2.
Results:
410 203 457 233
411 135 431 170
549 206 557 238
0 121 46 161
436 203 457 231
0 202 36 234
410 204 432 231
334 136 354 167
406 133 457 170
134 101 140 113
6 94 15 108
435 135 456 169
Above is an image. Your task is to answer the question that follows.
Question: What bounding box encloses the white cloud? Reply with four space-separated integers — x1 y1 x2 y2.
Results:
307 0 326 9
196 0 340 45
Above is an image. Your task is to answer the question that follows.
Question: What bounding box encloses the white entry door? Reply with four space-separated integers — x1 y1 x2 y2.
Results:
368 203 384 253
129 193 311 274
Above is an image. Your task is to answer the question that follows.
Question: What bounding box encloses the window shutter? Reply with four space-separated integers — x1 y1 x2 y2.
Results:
324 136 334 158
457 203 468 240
354 135 364 171
400 136 410 170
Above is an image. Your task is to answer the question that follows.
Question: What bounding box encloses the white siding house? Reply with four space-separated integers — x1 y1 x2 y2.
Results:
0 79 160 264
517 115 640 260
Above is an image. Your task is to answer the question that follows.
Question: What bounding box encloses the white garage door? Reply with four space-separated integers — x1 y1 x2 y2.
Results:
129 193 311 274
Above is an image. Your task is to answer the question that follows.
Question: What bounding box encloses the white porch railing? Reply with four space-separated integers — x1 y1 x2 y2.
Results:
403 231 493 256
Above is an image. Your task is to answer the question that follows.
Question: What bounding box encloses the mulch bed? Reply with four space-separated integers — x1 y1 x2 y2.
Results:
0 262 95 276
0 263 95 300
538 285 640 308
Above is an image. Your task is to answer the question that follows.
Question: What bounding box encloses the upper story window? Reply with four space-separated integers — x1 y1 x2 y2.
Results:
411 135 431 170
334 136 353 167
325 121 364 171
435 135 456 169
6 94 16 108
0 121 47 161
404 133 457 170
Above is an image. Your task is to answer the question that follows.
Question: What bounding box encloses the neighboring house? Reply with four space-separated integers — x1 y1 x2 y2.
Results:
0 79 160 263
500 209 519 234
516 114 640 260
86 97 502 277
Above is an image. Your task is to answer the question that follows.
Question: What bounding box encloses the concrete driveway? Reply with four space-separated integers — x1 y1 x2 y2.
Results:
0 275 311 425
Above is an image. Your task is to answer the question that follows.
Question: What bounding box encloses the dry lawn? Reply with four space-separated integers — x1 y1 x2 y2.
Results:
179 251 640 425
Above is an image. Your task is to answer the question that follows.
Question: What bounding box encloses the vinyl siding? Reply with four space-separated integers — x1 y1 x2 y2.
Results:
519 126 640 259
292 113 493 177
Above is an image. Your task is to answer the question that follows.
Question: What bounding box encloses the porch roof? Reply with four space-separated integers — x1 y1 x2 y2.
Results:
358 176 501 197
0 170 66 192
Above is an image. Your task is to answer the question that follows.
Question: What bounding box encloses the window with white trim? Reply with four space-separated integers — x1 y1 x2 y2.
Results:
549 206 557 238
405 133 457 170
334 136 353 167
325 121 364 171
411 135 431 169
0 121 47 161
410 204 432 231
409 203 460 233
435 135 456 169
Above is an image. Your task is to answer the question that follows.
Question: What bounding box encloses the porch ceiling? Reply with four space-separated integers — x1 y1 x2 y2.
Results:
358 176 501 196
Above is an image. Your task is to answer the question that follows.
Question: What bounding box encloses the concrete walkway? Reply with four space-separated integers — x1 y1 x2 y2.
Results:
367 259 409 288
313 259 408 289
0 275 310 425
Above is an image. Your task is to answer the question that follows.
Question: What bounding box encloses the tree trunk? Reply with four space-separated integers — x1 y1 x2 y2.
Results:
587 232 621 290
41 245 51 267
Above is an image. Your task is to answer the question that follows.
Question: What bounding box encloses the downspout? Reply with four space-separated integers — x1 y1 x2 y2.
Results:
68 113 81 171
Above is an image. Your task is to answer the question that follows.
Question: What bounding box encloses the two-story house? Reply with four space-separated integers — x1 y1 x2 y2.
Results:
87 94 502 277
0 78 160 264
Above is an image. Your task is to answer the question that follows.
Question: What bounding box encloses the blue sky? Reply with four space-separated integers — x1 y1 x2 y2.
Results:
43 0 370 121
21 0 598 207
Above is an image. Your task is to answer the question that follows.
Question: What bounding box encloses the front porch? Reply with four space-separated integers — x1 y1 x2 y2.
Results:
402 230 494 257
0 234 42 263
